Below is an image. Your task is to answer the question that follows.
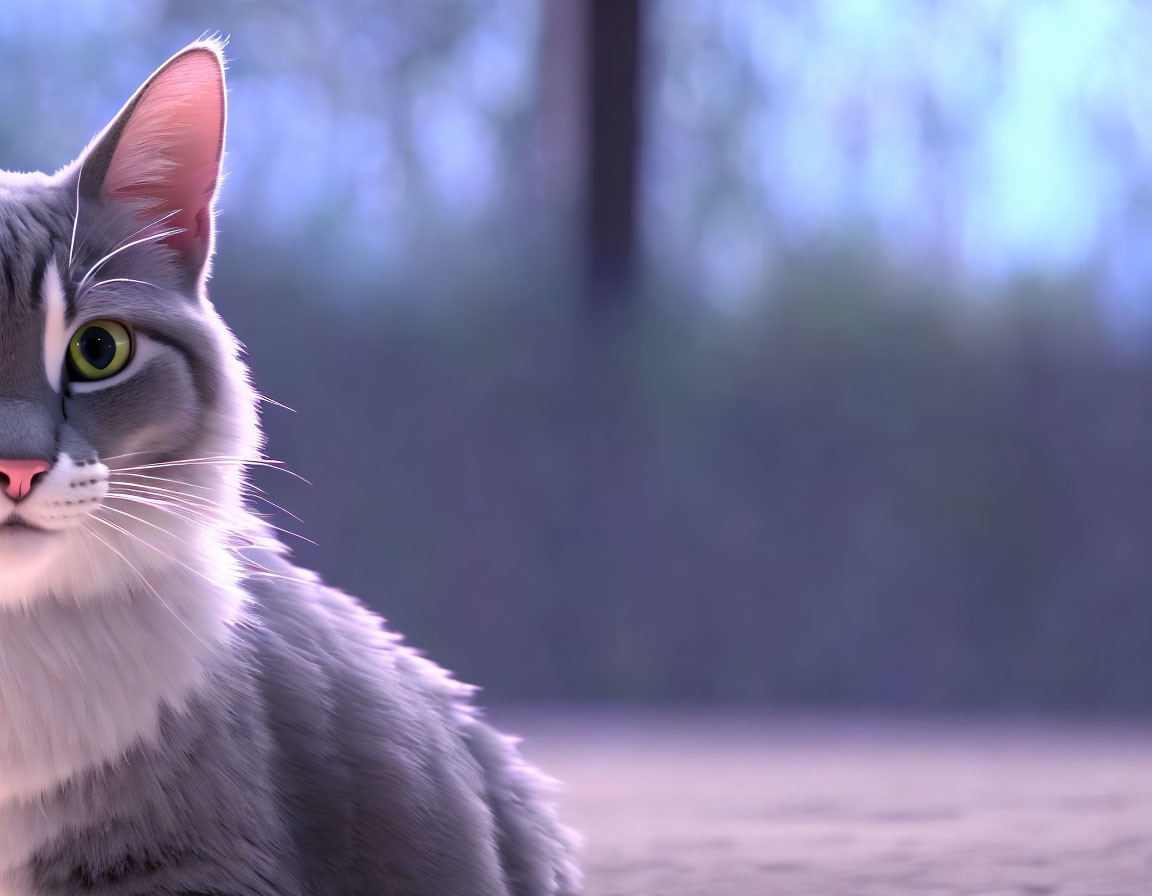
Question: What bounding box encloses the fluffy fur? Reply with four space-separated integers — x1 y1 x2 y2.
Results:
0 41 581 895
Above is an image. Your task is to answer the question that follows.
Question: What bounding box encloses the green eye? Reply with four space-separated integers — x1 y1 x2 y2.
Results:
68 320 133 381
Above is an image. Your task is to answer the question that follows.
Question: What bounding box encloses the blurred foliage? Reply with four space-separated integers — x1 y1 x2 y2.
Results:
6 1 1151 310
220 236 1152 711
7 2 1152 710
0 0 539 269
647 0 1152 312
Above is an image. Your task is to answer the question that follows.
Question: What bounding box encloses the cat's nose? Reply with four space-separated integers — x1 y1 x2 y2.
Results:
0 459 51 501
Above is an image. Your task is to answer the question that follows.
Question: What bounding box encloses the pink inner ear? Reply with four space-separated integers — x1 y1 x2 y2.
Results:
102 49 224 253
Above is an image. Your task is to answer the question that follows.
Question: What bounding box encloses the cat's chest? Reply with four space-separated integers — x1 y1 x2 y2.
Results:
0 572 234 806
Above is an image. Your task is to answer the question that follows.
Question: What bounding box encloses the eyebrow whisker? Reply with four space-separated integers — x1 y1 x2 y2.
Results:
76 224 185 292
67 157 84 269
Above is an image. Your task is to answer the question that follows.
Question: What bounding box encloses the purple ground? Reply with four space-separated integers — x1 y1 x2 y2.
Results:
495 708 1152 896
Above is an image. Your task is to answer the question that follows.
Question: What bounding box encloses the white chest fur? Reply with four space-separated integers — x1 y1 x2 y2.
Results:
0 576 242 886
0 564 242 880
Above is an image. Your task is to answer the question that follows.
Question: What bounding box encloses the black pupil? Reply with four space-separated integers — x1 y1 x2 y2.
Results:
79 327 117 370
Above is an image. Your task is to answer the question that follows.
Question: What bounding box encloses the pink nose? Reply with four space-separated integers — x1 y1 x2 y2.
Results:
0 459 51 502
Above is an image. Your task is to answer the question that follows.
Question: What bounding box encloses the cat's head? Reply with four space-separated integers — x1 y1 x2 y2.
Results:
0 41 260 606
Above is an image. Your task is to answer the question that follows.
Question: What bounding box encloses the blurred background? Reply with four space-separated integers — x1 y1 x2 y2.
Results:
14 2 1152 891
6 0 1152 715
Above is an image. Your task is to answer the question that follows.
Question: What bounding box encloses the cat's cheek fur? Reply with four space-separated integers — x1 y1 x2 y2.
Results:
65 347 201 459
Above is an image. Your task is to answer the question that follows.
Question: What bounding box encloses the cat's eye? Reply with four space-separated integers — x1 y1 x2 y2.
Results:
68 320 133 382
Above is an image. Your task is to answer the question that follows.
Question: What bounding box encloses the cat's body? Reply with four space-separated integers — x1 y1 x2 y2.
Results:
0 43 580 895
2 545 574 896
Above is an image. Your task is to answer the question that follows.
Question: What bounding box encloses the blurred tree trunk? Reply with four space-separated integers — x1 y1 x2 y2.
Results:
584 0 644 316
536 0 645 320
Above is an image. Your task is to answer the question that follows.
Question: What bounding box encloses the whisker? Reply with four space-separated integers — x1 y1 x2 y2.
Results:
106 490 316 545
77 226 186 290
121 477 304 519
80 277 164 298
100 450 166 463
113 472 217 492
224 542 321 588
104 208 181 256
111 481 238 519
247 519 315 545
80 522 210 651
104 492 226 528
110 454 284 468
103 454 311 538
257 393 296 413
69 204 177 285
109 463 259 495
244 569 322 587
84 208 182 277
109 465 286 499
100 500 228 548
109 480 222 509
112 457 311 486
243 493 306 525
68 158 84 268
91 510 231 592
111 455 287 469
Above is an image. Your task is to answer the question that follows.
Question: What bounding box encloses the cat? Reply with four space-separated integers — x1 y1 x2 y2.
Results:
0 40 581 896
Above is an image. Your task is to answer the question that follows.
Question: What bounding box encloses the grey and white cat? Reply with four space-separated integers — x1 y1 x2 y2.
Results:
0 41 581 896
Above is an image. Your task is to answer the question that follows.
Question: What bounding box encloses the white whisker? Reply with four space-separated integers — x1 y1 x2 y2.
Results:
256 393 296 413
101 450 166 463
112 456 311 485
91 509 230 592
80 522 210 651
113 471 217 492
99 500 224 547
104 492 226 529
109 480 222 509
243 570 321 587
68 158 84 268
108 460 307 524
243 492 306 525
116 207 182 246
80 277 164 298
107 488 315 545
113 454 285 469
223 542 321 587
77 226 186 290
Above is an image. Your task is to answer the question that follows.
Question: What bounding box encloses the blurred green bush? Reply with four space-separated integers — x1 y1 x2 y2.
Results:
219 236 1152 712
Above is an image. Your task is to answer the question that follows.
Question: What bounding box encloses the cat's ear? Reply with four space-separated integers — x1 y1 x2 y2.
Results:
76 42 226 282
